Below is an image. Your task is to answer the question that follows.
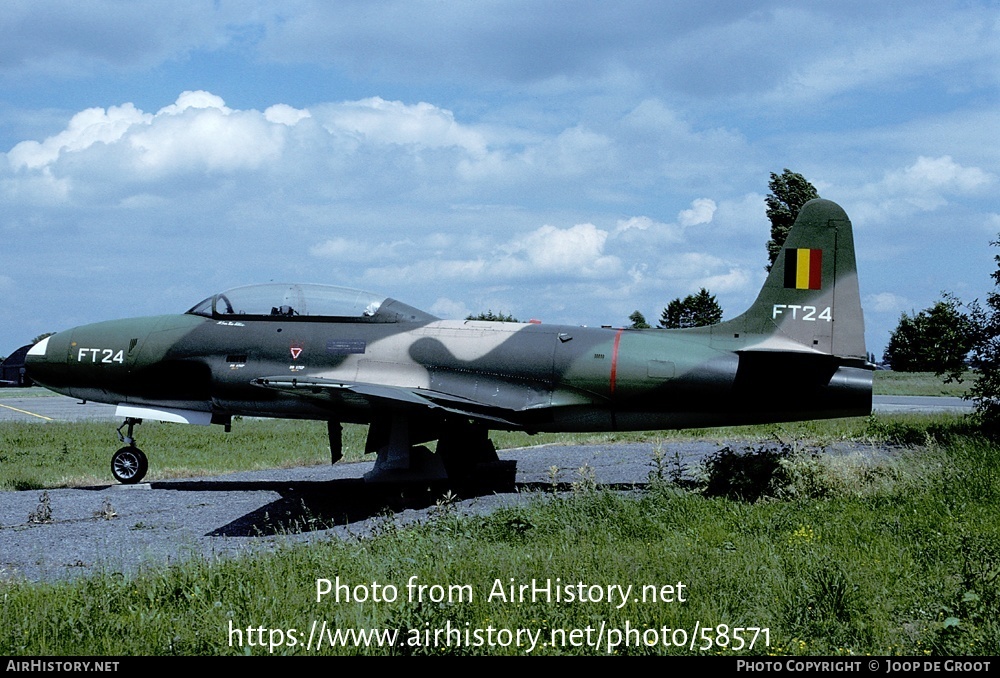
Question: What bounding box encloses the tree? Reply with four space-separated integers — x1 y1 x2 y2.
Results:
628 310 651 329
882 297 974 374
466 310 518 322
966 239 1000 429
658 288 724 329
765 169 819 270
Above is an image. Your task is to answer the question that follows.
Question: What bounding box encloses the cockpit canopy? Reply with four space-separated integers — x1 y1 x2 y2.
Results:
186 283 436 323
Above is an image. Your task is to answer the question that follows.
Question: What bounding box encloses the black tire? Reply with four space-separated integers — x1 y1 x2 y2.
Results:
111 446 148 484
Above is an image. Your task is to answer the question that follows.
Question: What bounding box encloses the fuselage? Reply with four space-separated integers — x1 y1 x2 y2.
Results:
25 306 872 433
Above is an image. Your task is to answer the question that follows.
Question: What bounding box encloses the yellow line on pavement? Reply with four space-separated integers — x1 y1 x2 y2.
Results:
0 402 54 421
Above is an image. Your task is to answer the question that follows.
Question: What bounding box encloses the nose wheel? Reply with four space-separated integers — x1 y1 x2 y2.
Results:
113 417 148 484
111 446 148 484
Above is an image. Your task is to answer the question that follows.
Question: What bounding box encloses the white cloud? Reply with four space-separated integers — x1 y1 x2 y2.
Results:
7 103 150 169
0 90 778 233
265 104 312 126
310 237 362 260
502 223 619 277
158 90 230 115
613 199 716 240
613 215 685 245
4 92 288 177
429 297 470 320
0 171 71 205
695 267 752 295
356 220 624 289
678 198 716 227
866 292 912 314
546 126 612 173
614 199 720 249
135 111 280 174
657 252 727 280
2 92 505 198
314 97 487 155
127 93 286 174
886 155 992 195
855 155 996 220
710 193 769 238
615 216 655 233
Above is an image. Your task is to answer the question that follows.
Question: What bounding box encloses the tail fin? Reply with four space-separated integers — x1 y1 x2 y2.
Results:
719 198 866 359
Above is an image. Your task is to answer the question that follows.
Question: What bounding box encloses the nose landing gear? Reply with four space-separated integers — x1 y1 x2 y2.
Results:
113 417 148 484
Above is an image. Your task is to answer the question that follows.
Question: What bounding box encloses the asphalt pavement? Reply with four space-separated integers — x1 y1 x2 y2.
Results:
0 389 118 421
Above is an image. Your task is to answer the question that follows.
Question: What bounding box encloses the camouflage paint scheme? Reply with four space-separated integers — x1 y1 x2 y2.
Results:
26 199 872 483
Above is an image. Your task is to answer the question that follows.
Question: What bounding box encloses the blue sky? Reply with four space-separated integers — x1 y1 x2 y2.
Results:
1 1 997 359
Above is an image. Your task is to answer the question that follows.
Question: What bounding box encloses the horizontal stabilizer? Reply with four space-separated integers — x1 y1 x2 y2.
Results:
737 335 828 354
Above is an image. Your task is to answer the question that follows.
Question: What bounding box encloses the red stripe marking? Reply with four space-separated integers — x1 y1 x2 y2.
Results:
809 249 823 290
610 329 623 395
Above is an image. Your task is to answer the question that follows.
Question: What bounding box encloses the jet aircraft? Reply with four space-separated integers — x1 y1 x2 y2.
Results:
25 199 872 484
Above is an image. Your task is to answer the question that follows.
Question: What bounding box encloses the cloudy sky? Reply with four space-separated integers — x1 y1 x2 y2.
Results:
1 1 997 359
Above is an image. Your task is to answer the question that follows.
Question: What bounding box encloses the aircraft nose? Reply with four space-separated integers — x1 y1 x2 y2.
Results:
25 333 69 393
25 321 141 401
24 315 206 403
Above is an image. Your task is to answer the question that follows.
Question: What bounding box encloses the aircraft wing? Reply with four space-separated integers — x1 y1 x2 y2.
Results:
250 376 525 427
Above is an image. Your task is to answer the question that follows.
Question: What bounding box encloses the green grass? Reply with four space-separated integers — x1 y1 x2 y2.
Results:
873 371 973 397
2 414 999 655
0 386 58 399
0 419 371 490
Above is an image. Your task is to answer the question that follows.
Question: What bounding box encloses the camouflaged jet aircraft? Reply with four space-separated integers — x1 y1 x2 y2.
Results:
25 198 872 484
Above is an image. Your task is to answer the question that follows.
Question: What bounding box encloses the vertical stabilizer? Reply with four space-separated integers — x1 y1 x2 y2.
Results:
720 198 866 359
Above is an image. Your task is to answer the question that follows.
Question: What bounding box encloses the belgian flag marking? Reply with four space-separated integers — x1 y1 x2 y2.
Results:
783 248 823 290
